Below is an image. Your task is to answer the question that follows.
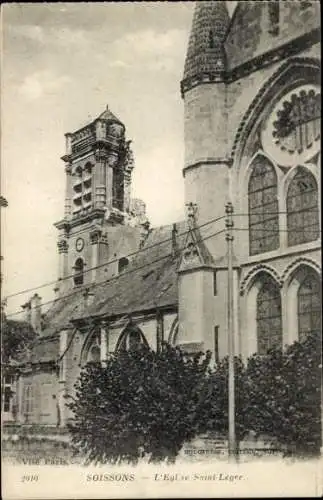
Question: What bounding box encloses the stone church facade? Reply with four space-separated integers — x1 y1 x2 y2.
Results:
5 1 321 427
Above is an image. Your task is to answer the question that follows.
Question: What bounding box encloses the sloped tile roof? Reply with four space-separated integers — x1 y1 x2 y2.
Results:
40 222 187 340
74 221 187 320
97 106 123 124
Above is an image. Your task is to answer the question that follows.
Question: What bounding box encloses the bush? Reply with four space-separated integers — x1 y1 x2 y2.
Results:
243 332 322 456
67 343 212 465
67 333 321 463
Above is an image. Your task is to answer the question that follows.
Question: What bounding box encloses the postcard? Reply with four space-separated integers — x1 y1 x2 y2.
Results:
1 1 322 498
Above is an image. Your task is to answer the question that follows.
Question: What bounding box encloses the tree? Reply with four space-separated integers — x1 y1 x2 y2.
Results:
1 316 36 365
67 333 321 464
243 331 322 456
67 343 212 465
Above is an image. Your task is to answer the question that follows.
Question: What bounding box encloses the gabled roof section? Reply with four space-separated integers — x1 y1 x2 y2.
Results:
181 1 229 94
179 204 215 273
179 224 215 273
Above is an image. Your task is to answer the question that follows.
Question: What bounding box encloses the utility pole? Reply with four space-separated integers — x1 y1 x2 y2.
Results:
225 201 237 461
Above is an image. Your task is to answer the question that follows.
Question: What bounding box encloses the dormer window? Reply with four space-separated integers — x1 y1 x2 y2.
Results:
74 258 84 286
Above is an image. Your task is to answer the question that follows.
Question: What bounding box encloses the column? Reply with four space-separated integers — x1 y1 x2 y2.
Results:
57 239 69 280
64 164 72 219
95 149 107 209
156 310 164 353
106 152 119 209
283 281 299 346
123 142 134 213
100 322 109 367
16 375 24 424
90 229 101 283
123 171 132 213
233 269 240 357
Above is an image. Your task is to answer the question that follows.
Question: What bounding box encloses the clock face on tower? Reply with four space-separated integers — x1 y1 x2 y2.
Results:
75 237 84 252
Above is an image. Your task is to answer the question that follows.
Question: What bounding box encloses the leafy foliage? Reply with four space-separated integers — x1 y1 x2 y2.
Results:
1 316 36 365
68 333 321 464
67 344 212 465
242 332 322 455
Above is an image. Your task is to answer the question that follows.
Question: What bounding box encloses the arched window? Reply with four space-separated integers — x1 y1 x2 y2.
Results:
298 272 321 342
248 156 279 255
287 168 319 247
87 344 101 363
74 258 84 286
257 274 282 354
116 325 148 352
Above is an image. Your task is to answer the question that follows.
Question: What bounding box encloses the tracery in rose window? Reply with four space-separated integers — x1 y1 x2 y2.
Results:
273 89 320 154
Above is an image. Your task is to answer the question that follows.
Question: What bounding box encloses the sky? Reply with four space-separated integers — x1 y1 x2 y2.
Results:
1 1 237 317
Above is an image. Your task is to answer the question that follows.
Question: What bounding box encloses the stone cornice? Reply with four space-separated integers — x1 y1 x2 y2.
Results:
226 27 321 84
54 209 106 231
54 219 70 231
181 71 225 96
70 304 178 327
181 28 320 97
178 264 216 276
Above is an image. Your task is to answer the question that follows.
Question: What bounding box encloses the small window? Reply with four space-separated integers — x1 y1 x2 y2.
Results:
74 258 84 286
118 257 129 274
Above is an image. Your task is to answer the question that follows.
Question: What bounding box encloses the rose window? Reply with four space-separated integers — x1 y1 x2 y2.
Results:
261 84 321 166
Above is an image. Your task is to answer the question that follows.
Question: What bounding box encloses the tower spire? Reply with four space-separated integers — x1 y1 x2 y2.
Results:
181 1 229 95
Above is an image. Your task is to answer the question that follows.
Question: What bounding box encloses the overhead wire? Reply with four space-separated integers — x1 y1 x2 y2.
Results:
3 211 320 317
4 227 227 320
2 210 295 300
3 213 228 300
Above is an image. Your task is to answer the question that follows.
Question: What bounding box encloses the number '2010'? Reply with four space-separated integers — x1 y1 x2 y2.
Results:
22 475 38 482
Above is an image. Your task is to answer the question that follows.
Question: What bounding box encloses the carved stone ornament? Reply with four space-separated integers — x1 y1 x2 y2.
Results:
106 153 119 169
186 202 198 229
65 164 72 175
90 229 102 245
183 240 200 266
108 122 124 140
124 140 135 172
57 239 68 254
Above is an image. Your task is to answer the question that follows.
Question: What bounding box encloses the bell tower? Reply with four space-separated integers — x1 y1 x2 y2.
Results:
55 105 137 291
181 0 230 256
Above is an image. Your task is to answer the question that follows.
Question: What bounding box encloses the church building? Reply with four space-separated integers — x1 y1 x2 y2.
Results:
6 1 321 427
